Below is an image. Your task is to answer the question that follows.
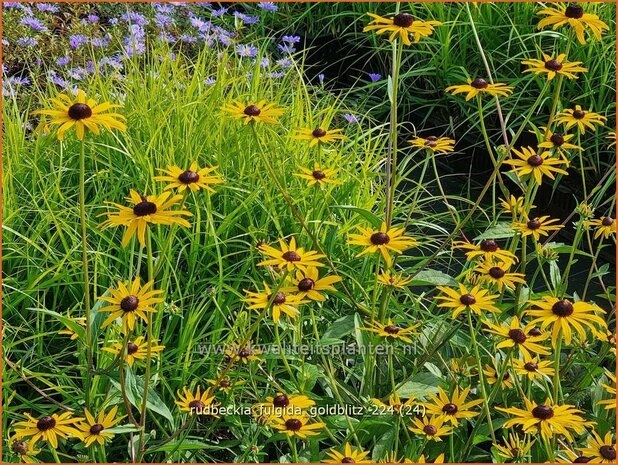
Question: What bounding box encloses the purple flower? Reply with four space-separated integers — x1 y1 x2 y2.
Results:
17 37 38 47
269 71 285 79
154 3 174 14
368 72 382 82
155 13 174 29
120 11 148 26
236 44 258 58
48 72 70 89
158 32 176 43
257 2 278 12
190 17 211 32
318 73 325 84
100 55 123 70
282 35 301 44
36 3 60 13
180 34 197 43
91 34 111 47
233 12 259 24
217 33 232 46
276 58 293 68
211 7 227 17
108 18 119 25
343 113 360 124
260 57 270 68
20 17 48 32
205 76 216 86
69 34 89 49
2 39 9 47
56 55 71 66
277 43 296 54
3 2 24 9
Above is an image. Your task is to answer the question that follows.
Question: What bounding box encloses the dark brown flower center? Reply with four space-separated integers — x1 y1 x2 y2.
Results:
312 170 326 180
384 324 401 335
120 295 139 312
11 440 28 455
37 416 56 431
526 218 542 230
503 372 511 381
573 109 586 119
425 136 439 148
471 77 489 89
68 103 93 120
239 348 252 358
89 423 105 435
285 418 302 431
599 446 616 461
370 232 390 245
219 379 231 388
189 400 205 410
510 448 521 457
532 404 554 420
550 133 565 146
480 239 498 252
244 105 261 116
282 251 301 262
552 299 574 317
528 327 542 337
459 294 476 306
442 403 458 414
341 458 356 463
127 342 139 354
133 199 157 216
423 424 438 436
573 456 591 463
271 293 286 305
297 278 315 292
565 3 584 18
524 362 538 371
312 127 327 138
527 155 544 167
544 59 563 71
393 13 414 28
488 267 505 279
178 170 200 184
602 217 614 226
273 393 290 408
508 328 527 344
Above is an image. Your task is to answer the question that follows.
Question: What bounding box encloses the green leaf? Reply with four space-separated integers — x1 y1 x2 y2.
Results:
474 223 516 240
322 314 356 339
33 308 85 340
371 429 395 461
397 372 440 399
104 424 142 434
410 269 456 286
330 205 382 229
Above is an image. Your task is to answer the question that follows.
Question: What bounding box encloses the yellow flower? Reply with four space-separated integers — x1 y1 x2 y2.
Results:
483 316 550 357
271 414 325 439
323 442 371 463
499 195 527 215
585 216 616 239
257 237 325 272
537 130 582 159
154 162 223 193
597 371 616 410
555 105 607 133
12 412 84 449
408 415 452 441
525 296 607 347
512 355 555 381
58 316 86 340
578 431 616 463
363 12 441 45
222 99 284 124
408 136 455 154
243 282 307 323
253 393 315 421
371 392 417 415
293 163 341 187
474 260 526 291
292 127 347 146
361 319 419 343
175 386 217 414
607 131 616 147
101 336 165 366
9 438 40 463
206 375 245 394
435 283 500 318
522 53 587 80
98 278 164 333
423 386 483 426
224 342 262 364
32 89 126 141
377 270 412 288
512 216 563 241
483 364 514 389
100 190 192 248
280 266 341 301
347 222 418 267
504 146 569 186
417 453 445 464
445 78 513 101
497 398 589 441
76 406 124 447
452 239 517 266
493 433 534 461
537 4 609 45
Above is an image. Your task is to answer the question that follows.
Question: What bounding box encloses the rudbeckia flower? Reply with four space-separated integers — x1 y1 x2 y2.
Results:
243 282 307 322
408 415 452 441
361 319 419 343
537 3 609 45
512 216 563 241
512 356 555 381
585 216 616 239
347 222 418 267
578 431 616 463
175 386 217 414
423 386 483 426
504 146 569 186
363 12 442 45
76 406 124 447
293 163 341 186
257 237 325 272
555 105 607 133
323 442 371 463
253 392 315 421
453 239 518 266
537 130 582 159
155 162 223 192
483 364 514 389
9 438 40 463
58 316 86 340
32 89 126 141
101 336 165 366
522 53 587 80
474 260 526 291
445 77 514 101
493 433 534 461
271 414 325 439
408 135 455 154
280 266 341 301
224 342 262 364
222 99 284 124
597 371 616 410
377 270 412 288
434 283 500 318
292 127 347 146
483 317 550 357
12 412 84 448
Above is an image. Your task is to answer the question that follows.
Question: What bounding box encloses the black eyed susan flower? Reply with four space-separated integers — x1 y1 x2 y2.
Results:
58 316 86 340
493 433 534 461
435 283 500 318
9 438 40 463
377 270 412 288
537 3 609 45
281 267 341 301
607 131 616 147
253 392 315 421
537 129 582 158
474 260 526 291
445 78 514 101
483 317 550 357
408 415 453 441
408 135 455 154
522 53 587 80
224 342 262 364
76 406 124 447
292 127 347 146
597 371 616 410
483 364 514 389
101 190 192 248
101 336 165 367
513 355 555 381
348 222 418 267
32 89 126 141
155 162 223 193
175 386 217 414
221 99 284 125
257 237 326 272
496 398 588 441
361 319 419 343
99 278 164 333
453 239 518 266
293 163 341 187
379 452 414 463
271 414 325 439
578 432 616 463
371 393 417 415
363 12 442 46
504 146 569 186
423 386 483 426
12 412 84 448
585 216 616 239
499 195 527 215
323 442 371 463
557 449 594 463
513 216 563 241
243 282 307 323
417 453 445 464
206 374 245 394
526 296 607 347
555 105 607 133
